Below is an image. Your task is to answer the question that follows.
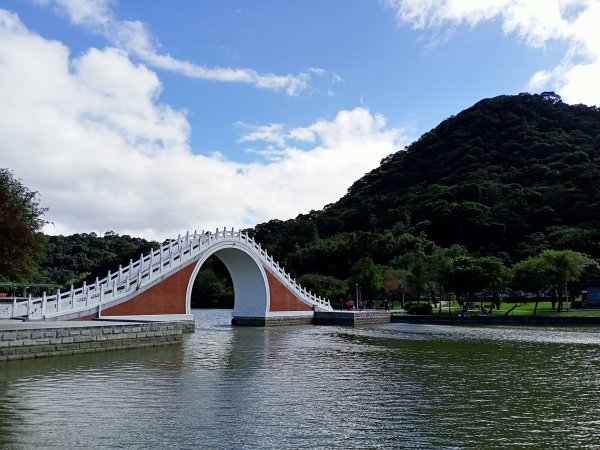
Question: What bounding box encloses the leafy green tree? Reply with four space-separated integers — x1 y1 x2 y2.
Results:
479 256 511 309
190 255 234 308
190 270 233 308
349 256 382 300
512 255 551 314
538 249 590 310
392 250 431 301
36 232 159 287
441 255 509 307
296 273 347 301
380 266 400 298
512 249 590 312
0 169 47 281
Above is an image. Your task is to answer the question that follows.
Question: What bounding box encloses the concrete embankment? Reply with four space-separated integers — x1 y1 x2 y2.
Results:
313 310 392 325
312 310 600 326
0 319 195 362
390 313 600 326
232 310 394 326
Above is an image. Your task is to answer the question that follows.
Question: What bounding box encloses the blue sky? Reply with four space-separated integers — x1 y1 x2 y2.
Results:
1 0 599 240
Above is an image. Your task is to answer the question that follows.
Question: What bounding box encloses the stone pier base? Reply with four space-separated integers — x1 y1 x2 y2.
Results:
232 313 314 327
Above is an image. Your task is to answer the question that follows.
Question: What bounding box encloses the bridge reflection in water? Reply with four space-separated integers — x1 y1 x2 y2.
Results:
1 309 600 449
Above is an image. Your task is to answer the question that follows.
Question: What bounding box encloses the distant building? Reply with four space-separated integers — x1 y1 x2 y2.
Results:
584 279 600 307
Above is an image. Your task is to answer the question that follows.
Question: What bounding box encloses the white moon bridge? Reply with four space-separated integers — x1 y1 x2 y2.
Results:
4 229 333 325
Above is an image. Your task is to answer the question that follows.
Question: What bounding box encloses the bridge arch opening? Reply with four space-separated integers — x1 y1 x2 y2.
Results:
186 245 270 318
190 255 234 309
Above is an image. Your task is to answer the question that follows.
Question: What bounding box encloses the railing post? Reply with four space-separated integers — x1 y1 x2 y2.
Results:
27 294 32 317
82 281 87 307
118 264 123 281
41 291 47 319
56 288 61 313
12 296 17 318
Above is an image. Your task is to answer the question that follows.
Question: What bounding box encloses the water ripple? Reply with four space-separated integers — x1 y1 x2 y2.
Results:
1 310 600 449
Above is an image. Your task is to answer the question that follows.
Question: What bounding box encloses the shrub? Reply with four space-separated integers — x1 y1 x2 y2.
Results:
405 303 433 315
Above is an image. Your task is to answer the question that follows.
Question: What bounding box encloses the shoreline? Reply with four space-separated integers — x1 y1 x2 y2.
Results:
390 312 600 326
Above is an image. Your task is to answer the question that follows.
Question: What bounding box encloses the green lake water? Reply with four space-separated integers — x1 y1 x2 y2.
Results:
1 309 599 449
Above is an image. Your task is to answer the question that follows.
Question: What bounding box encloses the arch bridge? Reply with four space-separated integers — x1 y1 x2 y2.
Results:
1 229 332 325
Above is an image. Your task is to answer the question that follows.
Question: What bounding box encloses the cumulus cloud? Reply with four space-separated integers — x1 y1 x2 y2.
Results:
0 9 408 240
33 0 312 95
382 0 600 106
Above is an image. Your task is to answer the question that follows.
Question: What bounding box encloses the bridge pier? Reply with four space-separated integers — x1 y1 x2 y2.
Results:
231 312 314 327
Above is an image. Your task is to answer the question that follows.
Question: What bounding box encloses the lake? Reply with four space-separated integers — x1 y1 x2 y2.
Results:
1 309 599 449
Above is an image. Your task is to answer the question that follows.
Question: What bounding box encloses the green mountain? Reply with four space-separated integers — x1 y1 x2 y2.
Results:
250 92 600 273
27 92 600 297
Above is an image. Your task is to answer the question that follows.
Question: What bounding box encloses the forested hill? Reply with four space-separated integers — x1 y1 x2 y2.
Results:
26 92 600 292
250 92 600 269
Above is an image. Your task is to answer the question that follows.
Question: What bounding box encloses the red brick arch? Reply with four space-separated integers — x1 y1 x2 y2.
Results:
102 244 311 318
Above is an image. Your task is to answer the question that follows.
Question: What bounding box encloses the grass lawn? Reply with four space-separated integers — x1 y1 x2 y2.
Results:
425 300 600 317
498 301 600 317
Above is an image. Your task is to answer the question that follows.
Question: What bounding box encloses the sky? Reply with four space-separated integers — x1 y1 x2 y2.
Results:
1 0 599 241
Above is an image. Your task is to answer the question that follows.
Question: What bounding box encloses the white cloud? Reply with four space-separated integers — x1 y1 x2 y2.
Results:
237 123 287 148
34 0 311 95
382 0 600 106
0 10 409 240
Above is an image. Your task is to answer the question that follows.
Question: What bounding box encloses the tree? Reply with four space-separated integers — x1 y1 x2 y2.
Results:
36 232 159 287
381 266 400 297
512 255 551 314
479 256 511 310
512 249 590 312
349 257 383 300
0 169 47 281
427 245 468 310
393 251 431 301
538 249 589 310
190 270 233 308
296 273 347 301
441 255 509 308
